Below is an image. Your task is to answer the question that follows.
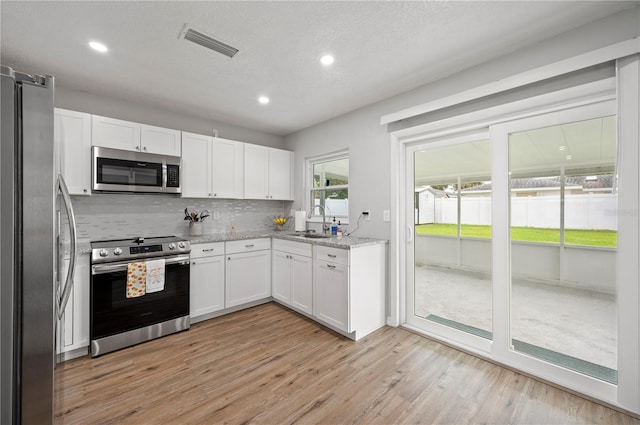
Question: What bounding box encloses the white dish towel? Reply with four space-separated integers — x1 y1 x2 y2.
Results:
145 259 166 293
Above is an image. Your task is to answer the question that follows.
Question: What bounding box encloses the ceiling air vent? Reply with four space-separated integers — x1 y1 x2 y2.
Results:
179 24 239 58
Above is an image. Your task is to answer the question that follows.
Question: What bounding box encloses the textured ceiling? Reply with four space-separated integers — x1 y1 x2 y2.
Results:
1 1 635 136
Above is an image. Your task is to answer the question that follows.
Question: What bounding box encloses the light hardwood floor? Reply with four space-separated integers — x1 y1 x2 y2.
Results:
57 303 639 424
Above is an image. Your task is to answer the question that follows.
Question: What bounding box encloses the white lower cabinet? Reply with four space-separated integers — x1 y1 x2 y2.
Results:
190 242 225 320
189 238 385 342
312 243 386 340
225 239 271 308
57 254 89 356
313 258 349 331
272 239 313 315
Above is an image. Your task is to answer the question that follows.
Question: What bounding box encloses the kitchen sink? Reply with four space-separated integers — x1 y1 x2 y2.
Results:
290 233 332 239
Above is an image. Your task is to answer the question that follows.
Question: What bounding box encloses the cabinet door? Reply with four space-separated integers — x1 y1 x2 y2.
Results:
140 124 182 156
313 260 349 332
212 137 244 199
190 255 225 318
272 250 291 304
244 144 269 199
291 254 313 315
226 250 271 308
57 255 89 353
72 257 90 350
91 115 140 151
55 109 92 195
268 148 293 200
181 132 212 198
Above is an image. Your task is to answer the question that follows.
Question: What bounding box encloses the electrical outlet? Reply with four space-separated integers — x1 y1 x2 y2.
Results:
363 210 371 221
383 210 390 222
213 211 220 220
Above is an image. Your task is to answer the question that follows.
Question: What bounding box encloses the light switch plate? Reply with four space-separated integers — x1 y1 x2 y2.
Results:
383 210 390 222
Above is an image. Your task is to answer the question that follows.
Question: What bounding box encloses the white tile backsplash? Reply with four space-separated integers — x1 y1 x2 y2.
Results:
71 194 293 242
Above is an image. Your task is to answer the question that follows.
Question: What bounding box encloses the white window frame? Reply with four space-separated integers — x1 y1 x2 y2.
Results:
305 149 349 224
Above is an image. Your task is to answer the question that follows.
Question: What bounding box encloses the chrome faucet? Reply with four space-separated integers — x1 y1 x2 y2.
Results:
308 205 330 234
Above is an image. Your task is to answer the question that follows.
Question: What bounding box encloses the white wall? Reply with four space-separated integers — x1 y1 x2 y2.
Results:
55 86 285 149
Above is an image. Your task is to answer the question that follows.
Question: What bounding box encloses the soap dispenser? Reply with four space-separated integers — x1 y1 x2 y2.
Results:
331 217 338 235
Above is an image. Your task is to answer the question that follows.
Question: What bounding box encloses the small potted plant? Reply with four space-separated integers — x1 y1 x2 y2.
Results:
184 208 210 236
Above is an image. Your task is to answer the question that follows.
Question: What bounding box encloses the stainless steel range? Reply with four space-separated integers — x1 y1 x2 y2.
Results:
90 236 191 357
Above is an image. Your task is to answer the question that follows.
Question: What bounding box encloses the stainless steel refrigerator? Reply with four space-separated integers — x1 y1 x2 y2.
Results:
1 65 78 424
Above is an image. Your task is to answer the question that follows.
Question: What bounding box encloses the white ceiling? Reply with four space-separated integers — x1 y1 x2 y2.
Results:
1 1 635 136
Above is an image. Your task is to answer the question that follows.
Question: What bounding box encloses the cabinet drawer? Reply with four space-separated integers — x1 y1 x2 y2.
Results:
226 238 271 254
272 239 312 257
314 245 349 265
190 242 225 259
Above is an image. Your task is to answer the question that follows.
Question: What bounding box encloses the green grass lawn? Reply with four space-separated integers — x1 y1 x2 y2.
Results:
415 223 617 248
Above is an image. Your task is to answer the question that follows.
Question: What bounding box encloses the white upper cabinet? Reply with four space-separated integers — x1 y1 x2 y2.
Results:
140 124 182 156
182 132 212 198
211 137 244 199
181 132 244 199
92 115 181 156
54 108 92 195
268 148 294 200
244 144 293 200
91 115 140 151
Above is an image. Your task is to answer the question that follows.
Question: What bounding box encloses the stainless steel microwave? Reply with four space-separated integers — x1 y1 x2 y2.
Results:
92 146 181 193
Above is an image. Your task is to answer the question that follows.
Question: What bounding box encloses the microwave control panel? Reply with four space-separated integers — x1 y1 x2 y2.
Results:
167 165 180 188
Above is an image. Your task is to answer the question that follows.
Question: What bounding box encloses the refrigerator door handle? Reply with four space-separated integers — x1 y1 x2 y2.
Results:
57 174 78 319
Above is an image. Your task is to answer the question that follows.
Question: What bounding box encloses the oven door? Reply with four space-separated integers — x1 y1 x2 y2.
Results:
90 255 190 342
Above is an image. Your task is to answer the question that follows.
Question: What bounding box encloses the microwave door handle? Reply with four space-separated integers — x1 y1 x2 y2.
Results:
162 161 167 192
57 174 78 320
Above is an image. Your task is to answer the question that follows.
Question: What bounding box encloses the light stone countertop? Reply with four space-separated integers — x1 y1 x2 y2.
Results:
186 231 387 249
77 231 387 256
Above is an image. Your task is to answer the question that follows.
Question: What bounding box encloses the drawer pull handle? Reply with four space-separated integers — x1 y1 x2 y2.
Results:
245 244 254 248
327 254 337 258
327 264 336 269
202 248 216 252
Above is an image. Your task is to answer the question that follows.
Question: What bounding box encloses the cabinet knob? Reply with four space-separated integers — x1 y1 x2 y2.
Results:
213 193 217 197
208 193 212 197
143 146 147 151
83 189 87 193
136 146 140 150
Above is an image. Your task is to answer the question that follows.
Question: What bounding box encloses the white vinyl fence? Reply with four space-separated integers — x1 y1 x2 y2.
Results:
418 193 617 230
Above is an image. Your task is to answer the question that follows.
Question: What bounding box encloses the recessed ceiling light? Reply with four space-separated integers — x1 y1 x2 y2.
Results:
258 96 270 105
566 155 572 160
89 41 108 53
320 55 335 66
559 145 567 151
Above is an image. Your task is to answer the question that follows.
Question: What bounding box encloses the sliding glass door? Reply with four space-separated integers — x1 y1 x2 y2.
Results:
407 134 493 350
406 101 622 388
508 114 618 383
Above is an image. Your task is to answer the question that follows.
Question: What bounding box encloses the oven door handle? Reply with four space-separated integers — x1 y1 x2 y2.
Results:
91 255 191 275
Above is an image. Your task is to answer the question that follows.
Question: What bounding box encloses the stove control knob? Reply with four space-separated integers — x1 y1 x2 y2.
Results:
178 242 186 249
113 248 122 256
168 243 176 250
99 249 109 257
